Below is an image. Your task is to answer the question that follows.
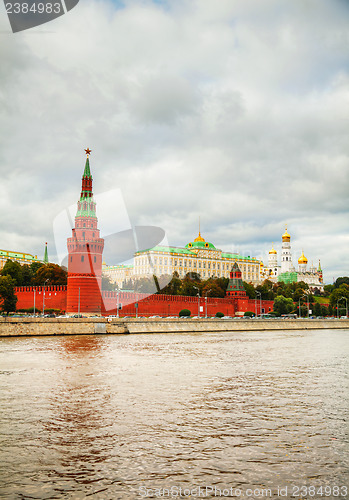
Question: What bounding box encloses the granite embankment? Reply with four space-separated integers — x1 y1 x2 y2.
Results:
0 317 348 337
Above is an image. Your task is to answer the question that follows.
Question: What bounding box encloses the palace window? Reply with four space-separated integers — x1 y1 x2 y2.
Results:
208 263 211 269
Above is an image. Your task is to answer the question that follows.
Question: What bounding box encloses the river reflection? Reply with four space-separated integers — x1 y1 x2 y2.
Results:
0 330 348 499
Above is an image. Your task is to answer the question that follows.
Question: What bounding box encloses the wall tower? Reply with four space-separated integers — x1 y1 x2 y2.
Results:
226 262 247 298
66 149 104 314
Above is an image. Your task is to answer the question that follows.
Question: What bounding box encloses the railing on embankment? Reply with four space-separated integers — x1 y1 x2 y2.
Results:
0 317 348 337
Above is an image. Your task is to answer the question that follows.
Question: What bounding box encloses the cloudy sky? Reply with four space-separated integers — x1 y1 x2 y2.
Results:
0 0 348 283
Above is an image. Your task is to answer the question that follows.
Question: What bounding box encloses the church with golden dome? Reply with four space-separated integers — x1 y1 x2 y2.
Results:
261 226 324 292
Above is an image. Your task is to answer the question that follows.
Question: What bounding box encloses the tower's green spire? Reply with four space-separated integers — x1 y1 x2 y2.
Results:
83 157 91 178
43 242 49 263
76 149 96 218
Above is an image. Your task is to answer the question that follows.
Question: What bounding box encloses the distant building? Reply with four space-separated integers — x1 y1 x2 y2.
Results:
103 230 263 287
0 243 48 271
261 226 324 292
102 263 133 289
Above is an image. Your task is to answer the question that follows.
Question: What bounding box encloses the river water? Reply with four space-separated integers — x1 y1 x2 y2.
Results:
0 330 348 499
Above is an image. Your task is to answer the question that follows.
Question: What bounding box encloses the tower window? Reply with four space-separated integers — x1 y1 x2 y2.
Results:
81 256 84 262
70 256 72 262
94 256 96 263
83 223 86 228
83 232 85 239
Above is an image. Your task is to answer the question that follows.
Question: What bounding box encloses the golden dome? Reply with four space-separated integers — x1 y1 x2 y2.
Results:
194 231 205 243
282 225 290 242
298 251 308 265
269 243 277 254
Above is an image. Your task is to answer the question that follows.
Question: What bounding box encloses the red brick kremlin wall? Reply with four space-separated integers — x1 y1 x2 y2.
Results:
14 287 274 317
15 286 67 312
101 292 274 317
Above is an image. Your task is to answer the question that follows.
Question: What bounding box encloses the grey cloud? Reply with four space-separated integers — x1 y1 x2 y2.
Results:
0 0 348 281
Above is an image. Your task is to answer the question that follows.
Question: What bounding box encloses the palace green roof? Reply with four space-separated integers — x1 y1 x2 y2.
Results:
135 245 260 262
136 246 196 256
0 249 40 261
222 252 257 261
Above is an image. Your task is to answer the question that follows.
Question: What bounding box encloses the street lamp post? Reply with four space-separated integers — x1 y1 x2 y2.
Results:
338 296 348 318
193 286 200 317
341 296 348 317
78 287 81 316
205 289 212 318
42 279 49 316
33 287 36 316
299 294 309 318
116 287 120 318
256 291 261 317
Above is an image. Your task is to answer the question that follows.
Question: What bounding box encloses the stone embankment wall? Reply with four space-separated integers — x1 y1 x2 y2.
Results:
0 317 348 337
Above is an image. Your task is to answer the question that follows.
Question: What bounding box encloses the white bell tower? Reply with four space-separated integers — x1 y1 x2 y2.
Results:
280 225 295 274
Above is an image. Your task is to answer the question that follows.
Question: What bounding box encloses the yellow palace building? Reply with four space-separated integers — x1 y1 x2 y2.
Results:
104 231 263 288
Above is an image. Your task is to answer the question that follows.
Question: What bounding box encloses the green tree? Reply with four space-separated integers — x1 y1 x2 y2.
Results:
215 277 229 294
161 272 182 295
102 276 115 291
202 281 225 298
243 281 255 299
22 264 34 286
320 305 328 317
314 302 321 316
1 260 23 286
329 284 349 310
273 295 294 315
33 264 67 286
334 277 349 288
30 261 45 275
256 279 275 300
0 275 18 314
179 309 191 317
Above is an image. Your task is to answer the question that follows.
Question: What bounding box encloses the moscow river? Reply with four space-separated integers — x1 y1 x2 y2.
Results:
0 330 348 499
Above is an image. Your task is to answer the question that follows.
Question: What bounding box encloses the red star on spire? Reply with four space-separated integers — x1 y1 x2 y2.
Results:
84 148 92 156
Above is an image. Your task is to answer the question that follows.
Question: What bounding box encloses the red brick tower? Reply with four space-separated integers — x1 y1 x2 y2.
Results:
66 149 104 314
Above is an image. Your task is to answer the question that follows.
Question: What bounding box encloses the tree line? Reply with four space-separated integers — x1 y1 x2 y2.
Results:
0 260 67 314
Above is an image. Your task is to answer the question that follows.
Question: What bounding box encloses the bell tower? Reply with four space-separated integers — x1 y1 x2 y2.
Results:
66 149 104 314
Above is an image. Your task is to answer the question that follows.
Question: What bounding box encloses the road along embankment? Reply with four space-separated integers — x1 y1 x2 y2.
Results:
0 317 348 337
